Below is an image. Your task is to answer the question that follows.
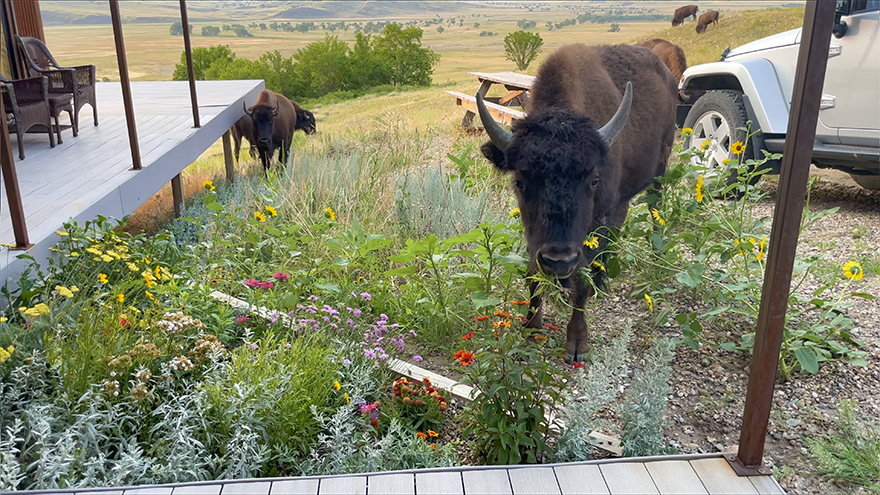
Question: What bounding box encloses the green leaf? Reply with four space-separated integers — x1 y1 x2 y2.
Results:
675 313 689 325
315 282 340 294
719 342 736 352
386 265 417 276
851 292 877 300
606 257 621 279
676 263 705 288
207 202 225 212
471 290 501 309
794 347 819 374
281 293 298 310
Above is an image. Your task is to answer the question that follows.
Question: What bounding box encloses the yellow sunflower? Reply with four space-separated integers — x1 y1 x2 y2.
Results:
651 208 666 227
843 261 863 281
584 236 599 249
644 293 653 312
731 141 745 155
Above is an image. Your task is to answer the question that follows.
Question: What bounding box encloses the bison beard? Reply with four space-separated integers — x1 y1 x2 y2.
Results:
478 44 677 362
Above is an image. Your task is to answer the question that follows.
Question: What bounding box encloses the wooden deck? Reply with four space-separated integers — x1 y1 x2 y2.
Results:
0 79 264 282
16 454 785 495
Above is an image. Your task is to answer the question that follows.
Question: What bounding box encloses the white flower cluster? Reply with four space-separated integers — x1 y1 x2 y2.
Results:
134 368 152 384
168 356 195 372
154 312 206 334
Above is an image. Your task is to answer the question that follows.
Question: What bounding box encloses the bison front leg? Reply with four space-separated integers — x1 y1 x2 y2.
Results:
562 275 590 363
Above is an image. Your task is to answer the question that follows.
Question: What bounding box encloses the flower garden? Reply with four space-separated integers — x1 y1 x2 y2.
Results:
0 116 877 492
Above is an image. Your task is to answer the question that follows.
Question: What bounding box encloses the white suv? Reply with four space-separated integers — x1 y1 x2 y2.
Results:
677 0 880 189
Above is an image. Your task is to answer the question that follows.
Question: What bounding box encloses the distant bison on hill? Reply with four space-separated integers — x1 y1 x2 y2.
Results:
476 43 677 362
232 89 317 172
672 4 699 26
696 10 720 33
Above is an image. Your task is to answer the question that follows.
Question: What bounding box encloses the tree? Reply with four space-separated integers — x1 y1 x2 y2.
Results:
372 24 440 86
201 25 220 36
170 21 193 36
259 23 267 31
504 30 543 71
172 44 235 81
473 22 480 28
608 23 621 32
234 26 253 37
437 26 444 34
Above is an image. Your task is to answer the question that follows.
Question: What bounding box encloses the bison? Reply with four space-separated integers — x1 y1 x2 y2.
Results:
477 44 677 362
672 4 699 26
696 10 719 34
233 89 317 172
635 38 703 103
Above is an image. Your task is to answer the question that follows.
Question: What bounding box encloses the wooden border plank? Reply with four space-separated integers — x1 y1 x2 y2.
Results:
270 479 319 495
553 465 609 495
598 463 659 495
415 472 463 495
318 477 366 495
507 467 560 495
368 473 414 495
689 458 758 495
462 469 512 495
220 482 272 495
644 460 708 494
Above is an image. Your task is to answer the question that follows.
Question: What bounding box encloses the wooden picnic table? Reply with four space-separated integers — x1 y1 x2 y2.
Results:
447 71 536 130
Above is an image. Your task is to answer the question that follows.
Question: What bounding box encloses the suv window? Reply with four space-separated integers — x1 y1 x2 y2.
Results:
852 0 880 12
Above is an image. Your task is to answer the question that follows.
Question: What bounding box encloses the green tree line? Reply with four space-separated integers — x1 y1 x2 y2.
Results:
172 25 440 101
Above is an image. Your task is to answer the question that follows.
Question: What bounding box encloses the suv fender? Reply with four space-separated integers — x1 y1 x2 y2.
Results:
681 59 789 135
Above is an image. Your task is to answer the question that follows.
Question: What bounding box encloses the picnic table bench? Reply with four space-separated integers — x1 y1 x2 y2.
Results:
448 71 536 130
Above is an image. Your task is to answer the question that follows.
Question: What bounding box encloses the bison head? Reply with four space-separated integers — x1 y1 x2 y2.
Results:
244 100 279 149
478 82 633 279
297 109 317 135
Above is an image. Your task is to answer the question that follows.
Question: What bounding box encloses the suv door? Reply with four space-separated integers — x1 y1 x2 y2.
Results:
820 0 880 146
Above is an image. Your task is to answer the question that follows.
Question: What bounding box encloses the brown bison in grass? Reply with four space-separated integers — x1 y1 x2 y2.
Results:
477 44 677 362
635 38 704 103
672 4 699 26
232 89 317 172
696 11 720 34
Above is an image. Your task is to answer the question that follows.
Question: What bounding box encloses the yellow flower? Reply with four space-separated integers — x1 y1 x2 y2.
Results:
591 260 606 272
154 266 162 280
146 291 155 301
700 140 711 151
143 272 155 288
645 293 653 312
86 248 102 255
731 141 745 155
510 207 520 218
0 347 9 363
334 380 341 391
584 236 599 249
344 392 350 404
265 205 278 217
55 230 69 236
203 180 215 192
325 207 336 222
651 208 666 227
0 317 6 323
55 285 74 298
23 304 50 317
756 236 766 262
254 211 267 222
101 254 114 262
843 261 863 281
144 257 151 265
127 262 139 272
69 252 79 257
428 429 439 437
681 127 693 137
695 175 704 203
99 273 109 284
70 286 79 292
117 294 125 303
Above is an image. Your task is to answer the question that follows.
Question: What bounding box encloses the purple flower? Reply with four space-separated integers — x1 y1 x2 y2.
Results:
285 343 291 349
361 292 372 301
251 343 258 349
270 312 280 323
353 309 362 317
343 359 352 365
413 355 423 362
364 349 376 359
308 295 319 301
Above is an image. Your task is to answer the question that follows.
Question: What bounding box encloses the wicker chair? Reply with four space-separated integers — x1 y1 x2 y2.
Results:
16 35 97 136
1 75 56 159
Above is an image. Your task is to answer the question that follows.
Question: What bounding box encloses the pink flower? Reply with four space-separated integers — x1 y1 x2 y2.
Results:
245 279 260 288
361 292 372 301
413 355 423 362
259 281 274 290
359 403 377 413
273 271 289 281
235 316 249 323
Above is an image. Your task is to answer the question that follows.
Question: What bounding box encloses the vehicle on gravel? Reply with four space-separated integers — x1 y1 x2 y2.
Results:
676 0 880 190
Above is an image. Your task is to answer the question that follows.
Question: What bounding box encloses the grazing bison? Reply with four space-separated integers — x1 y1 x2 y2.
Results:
635 38 702 103
696 10 719 33
234 89 317 171
672 4 699 26
477 44 677 361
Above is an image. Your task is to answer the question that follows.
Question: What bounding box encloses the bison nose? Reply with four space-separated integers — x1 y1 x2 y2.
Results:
258 138 270 145
537 250 579 278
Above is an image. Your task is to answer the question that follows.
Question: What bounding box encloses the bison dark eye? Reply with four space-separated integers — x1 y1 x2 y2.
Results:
513 180 525 191
591 177 600 189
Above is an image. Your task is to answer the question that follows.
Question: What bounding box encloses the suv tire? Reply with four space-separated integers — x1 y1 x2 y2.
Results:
849 173 880 190
683 90 763 187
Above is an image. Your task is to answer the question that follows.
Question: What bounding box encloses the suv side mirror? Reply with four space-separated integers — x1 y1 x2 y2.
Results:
833 0 851 38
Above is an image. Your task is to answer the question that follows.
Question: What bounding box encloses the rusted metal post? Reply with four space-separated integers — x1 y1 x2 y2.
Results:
178 0 199 128
109 0 141 171
171 174 183 218
0 92 32 249
730 0 835 476
222 130 234 183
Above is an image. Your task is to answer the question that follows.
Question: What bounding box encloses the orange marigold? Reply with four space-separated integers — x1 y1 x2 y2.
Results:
495 311 510 318
511 300 530 306
492 320 511 328
545 324 559 331
416 432 428 440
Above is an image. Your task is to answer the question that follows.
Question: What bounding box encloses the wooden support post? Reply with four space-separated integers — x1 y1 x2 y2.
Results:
461 79 493 129
730 0 835 476
0 89 32 249
222 130 234 183
171 173 183 218
109 0 141 170
178 0 199 128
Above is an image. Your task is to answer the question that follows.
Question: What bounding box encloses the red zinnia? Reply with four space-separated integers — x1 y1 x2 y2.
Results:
120 318 128 326
462 332 474 341
453 350 475 366
545 324 559 330
474 315 489 322
572 361 584 368
495 311 510 318
534 336 548 341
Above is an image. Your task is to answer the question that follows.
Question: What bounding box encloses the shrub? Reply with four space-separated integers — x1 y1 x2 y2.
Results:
619 338 675 457
807 400 880 491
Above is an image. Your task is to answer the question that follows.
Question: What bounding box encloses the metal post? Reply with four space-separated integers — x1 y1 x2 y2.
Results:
222 130 234 183
178 0 199 128
0 92 32 249
109 0 141 171
730 0 835 476
171 174 183 218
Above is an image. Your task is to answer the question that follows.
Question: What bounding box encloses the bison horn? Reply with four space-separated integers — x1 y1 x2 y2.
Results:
243 101 253 117
597 81 633 148
271 102 279 117
476 91 512 152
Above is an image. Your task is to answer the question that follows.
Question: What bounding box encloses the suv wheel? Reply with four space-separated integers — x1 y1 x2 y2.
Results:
683 90 760 186
849 173 880 190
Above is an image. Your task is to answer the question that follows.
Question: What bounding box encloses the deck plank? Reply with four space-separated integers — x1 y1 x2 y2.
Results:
644 460 708 494
221 481 272 495
368 473 414 495
171 485 223 495
599 463 659 495
690 458 758 495
122 488 174 495
270 479 319 495
318 477 367 495
553 465 609 495
461 469 512 495
507 467 560 495
415 472 463 495
748 476 784 494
